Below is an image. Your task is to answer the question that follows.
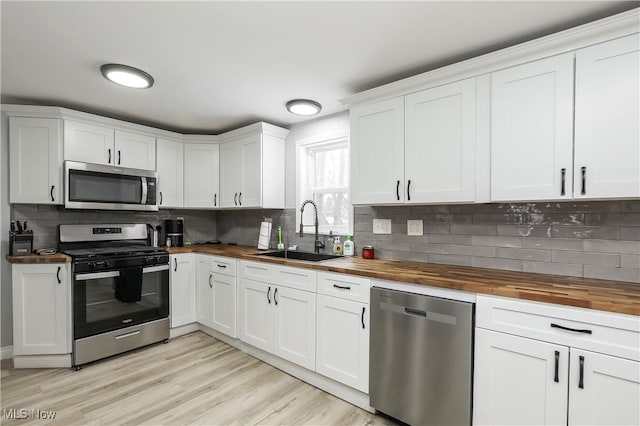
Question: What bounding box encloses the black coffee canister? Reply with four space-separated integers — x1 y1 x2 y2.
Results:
164 219 184 247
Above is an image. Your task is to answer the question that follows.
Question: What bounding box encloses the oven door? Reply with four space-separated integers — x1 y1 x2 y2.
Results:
65 161 158 211
73 264 169 339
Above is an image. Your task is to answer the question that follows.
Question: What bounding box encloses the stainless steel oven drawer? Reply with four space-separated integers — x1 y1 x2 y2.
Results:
74 317 169 366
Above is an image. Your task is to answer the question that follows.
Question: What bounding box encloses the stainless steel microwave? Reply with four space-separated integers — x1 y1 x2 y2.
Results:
65 161 158 211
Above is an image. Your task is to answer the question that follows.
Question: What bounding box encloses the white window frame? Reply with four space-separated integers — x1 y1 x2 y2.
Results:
296 131 352 236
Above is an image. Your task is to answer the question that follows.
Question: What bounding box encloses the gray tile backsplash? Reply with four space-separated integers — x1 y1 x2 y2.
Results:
12 200 640 283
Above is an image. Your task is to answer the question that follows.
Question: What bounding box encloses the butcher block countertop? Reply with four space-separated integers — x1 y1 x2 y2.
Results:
170 244 640 316
7 252 71 264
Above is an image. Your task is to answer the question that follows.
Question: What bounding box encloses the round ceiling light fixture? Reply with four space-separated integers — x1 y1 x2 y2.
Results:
100 63 154 89
286 99 322 116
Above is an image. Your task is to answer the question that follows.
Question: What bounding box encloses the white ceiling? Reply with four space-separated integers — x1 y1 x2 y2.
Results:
1 1 638 134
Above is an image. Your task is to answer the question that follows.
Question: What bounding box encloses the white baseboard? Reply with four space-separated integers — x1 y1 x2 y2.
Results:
169 322 199 339
13 354 72 368
196 325 373 413
1 345 13 360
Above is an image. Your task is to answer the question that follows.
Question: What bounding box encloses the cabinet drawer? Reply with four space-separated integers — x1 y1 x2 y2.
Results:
239 261 271 283
209 256 237 276
477 295 640 361
272 265 316 292
317 272 371 303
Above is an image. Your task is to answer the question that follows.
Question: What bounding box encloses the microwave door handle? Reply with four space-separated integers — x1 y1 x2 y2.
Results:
141 177 148 205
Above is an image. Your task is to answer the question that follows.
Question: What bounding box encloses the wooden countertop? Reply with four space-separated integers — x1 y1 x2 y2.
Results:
6 253 71 264
171 244 640 316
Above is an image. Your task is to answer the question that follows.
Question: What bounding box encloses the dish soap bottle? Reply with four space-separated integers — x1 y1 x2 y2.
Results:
333 236 343 255
343 235 354 256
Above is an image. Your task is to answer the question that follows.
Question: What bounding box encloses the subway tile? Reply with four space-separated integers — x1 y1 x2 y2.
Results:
354 222 372 232
583 266 640 283
585 213 640 226
450 224 497 235
473 213 524 225
621 200 640 212
429 243 496 257
428 234 472 245
378 241 412 252
375 249 429 263
525 213 584 225
551 225 621 240
424 223 450 234
522 261 584 277
583 239 640 255
552 251 619 267
621 227 640 241
410 242 433 252
497 225 553 238
429 254 472 267
522 238 583 251
621 254 640 269
471 235 522 248
496 248 551 262
471 257 523 272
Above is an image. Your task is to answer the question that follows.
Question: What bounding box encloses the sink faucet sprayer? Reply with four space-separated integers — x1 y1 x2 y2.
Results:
299 200 325 253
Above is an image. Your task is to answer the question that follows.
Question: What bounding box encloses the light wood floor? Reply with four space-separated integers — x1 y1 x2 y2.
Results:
1 332 395 425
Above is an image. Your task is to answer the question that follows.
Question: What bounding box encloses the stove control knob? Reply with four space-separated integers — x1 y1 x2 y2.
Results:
88 261 97 270
145 257 154 264
104 260 111 269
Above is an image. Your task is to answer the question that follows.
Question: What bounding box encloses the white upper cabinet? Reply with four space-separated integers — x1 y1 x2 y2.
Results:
9 117 63 204
64 120 114 165
490 53 575 202
574 34 640 199
350 98 405 204
113 130 156 170
405 77 480 203
183 143 219 208
156 138 184 208
219 124 287 209
64 120 156 170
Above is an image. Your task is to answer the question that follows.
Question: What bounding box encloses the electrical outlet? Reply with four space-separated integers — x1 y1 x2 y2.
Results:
407 219 423 236
373 218 392 234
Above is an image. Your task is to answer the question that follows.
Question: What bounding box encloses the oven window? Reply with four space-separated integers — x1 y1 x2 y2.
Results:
69 169 142 204
74 266 169 338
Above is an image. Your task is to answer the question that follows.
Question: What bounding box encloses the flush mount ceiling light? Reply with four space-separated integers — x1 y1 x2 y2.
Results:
100 63 154 89
286 99 322 116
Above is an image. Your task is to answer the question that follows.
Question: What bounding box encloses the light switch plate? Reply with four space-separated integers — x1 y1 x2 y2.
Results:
373 219 392 234
407 219 423 236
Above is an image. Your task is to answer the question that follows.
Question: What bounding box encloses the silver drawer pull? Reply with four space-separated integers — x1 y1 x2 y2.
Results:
115 330 141 340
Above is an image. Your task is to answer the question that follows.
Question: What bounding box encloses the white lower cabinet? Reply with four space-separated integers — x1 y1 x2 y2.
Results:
474 295 640 426
238 262 316 370
12 263 71 355
169 254 196 328
196 255 237 338
316 294 369 393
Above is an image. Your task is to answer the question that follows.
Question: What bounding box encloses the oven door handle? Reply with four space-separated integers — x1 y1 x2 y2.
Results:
143 265 170 274
76 271 120 280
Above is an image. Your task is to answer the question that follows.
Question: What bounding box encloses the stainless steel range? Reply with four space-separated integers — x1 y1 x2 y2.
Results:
59 224 170 369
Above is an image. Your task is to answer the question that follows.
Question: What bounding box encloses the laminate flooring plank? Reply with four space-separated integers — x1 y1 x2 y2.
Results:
2 332 393 425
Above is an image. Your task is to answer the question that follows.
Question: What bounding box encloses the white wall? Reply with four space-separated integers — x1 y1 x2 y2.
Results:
1 111 12 349
284 111 350 208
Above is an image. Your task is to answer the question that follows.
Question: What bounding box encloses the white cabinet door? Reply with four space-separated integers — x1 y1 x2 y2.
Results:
273 286 316 370
114 130 156 170
195 255 212 328
156 138 184 208
239 135 262 207
170 254 196 328
64 120 114 165
9 117 63 204
211 272 237 338
316 294 369 392
474 328 568 426
574 35 640 199
184 143 220 208
491 53 574 202
219 141 243 208
238 278 274 352
405 78 477 203
12 264 70 355
569 349 640 426
350 97 405 204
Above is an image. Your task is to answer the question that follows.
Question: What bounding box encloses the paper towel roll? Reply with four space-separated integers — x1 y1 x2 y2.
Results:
257 222 272 249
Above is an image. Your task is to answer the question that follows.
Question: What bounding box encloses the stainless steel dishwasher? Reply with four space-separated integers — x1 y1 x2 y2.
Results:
370 287 474 426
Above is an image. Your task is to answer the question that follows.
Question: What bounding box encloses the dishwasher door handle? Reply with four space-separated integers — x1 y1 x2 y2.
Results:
404 307 427 317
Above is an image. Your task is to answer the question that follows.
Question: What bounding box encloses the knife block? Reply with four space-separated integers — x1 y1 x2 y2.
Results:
10 231 33 256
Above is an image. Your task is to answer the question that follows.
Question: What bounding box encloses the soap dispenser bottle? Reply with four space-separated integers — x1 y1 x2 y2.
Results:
333 236 343 255
343 235 354 256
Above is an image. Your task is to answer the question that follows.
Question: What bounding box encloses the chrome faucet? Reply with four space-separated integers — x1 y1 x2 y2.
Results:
299 199 325 253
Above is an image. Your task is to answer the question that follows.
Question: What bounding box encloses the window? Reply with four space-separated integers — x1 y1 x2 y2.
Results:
296 132 352 235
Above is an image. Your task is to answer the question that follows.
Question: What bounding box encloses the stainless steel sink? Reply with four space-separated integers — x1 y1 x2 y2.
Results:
256 250 342 262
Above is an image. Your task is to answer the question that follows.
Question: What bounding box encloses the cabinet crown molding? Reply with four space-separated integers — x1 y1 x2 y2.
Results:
341 8 639 106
